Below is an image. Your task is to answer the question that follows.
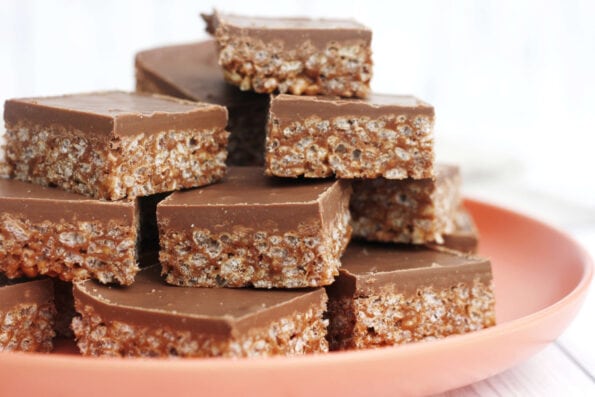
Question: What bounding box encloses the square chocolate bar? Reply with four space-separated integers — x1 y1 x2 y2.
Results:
135 41 269 166
0 179 139 285
72 266 329 357
432 207 479 254
4 91 228 200
0 275 56 352
203 11 372 97
350 164 460 244
265 94 434 179
157 167 352 288
326 242 495 350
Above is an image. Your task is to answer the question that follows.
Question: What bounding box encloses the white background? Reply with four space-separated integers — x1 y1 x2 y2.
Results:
1 2 594 393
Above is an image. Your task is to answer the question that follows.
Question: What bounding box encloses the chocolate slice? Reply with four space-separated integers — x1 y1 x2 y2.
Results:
326 241 495 350
435 207 479 253
351 164 460 244
4 91 228 200
203 11 372 97
157 167 352 288
72 266 329 357
265 94 434 179
0 276 56 352
0 178 139 285
135 41 269 166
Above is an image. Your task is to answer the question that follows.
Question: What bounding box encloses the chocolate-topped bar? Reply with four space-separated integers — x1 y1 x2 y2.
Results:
157 167 352 288
4 91 229 200
351 164 460 244
265 94 434 179
135 41 269 166
434 207 479 253
0 275 56 352
0 179 139 284
326 242 495 350
202 11 372 97
72 265 329 357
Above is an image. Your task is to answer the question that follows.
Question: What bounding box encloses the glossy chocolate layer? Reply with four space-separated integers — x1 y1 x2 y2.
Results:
158 167 349 231
135 41 265 108
0 277 54 311
4 91 227 137
0 179 137 223
204 11 371 50
328 241 491 298
270 94 434 121
74 265 325 337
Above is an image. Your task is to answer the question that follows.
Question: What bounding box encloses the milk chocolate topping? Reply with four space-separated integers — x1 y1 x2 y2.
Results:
158 167 348 231
0 179 136 223
0 277 54 311
4 91 227 137
270 94 434 121
204 11 372 50
74 265 325 337
328 241 491 297
135 41 265 108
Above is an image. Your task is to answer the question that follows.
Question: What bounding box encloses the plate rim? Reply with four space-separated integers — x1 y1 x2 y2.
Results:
0 198 593 371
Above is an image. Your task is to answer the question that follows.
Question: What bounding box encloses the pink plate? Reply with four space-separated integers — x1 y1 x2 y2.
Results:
0 199 592 397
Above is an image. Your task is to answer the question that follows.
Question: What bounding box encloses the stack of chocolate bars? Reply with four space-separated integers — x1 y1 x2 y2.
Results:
0 10 495 357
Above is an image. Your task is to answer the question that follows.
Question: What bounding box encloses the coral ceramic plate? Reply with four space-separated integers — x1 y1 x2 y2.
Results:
0 199 592 397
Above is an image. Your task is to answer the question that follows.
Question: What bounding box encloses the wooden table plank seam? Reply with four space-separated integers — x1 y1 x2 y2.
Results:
440 343 595 396
554 341 595 382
